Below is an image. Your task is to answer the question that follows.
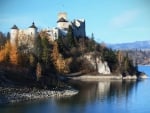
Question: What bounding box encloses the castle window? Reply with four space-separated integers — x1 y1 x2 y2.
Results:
55 33 57 38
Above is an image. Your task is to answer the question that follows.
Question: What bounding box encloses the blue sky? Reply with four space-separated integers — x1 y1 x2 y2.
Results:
0 0 150 44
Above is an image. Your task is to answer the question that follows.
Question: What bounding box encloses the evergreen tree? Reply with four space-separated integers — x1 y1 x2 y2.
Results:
66 25 75 48
57 36 64 53
18 53 30 67
51 41 59 65
0 32 6 46
103 48 119 73
87 33 96 51
34 35 42 61
51 41 69 73
7 32 10 40
41 37 50 66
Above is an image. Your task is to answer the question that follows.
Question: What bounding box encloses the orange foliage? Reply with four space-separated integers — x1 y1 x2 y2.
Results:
0 49 5 62
0 41 11 62
51 41 59 62
51 41 69 73
9 44 19 65
0 41 20 65
36 62 42 81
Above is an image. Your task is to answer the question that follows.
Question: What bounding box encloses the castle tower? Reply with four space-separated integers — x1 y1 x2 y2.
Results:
58 12 67 20
57 12 69 29
10 25 19 45
72 19 86 37
28 22 37 38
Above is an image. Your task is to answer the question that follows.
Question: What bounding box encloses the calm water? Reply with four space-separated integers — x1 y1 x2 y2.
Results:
0 65 150 113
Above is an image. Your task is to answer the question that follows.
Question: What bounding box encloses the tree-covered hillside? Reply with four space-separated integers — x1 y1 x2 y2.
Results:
0 28 138 87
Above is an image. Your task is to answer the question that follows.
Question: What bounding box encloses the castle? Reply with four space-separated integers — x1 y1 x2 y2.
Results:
10 22 37 49
47 12 86 41
10 12 86 48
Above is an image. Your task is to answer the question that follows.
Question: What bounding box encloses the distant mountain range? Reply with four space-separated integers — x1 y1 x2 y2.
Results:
108 40 150 50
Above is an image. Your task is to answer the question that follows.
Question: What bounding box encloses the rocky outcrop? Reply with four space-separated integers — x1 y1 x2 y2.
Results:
84 53 111 74
122 75 137 80
97 61 110 74
138 74 149 79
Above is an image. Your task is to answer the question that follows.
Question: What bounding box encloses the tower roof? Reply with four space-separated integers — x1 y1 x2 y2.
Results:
57 17 68 23
29 22 37 29
11 25 18 29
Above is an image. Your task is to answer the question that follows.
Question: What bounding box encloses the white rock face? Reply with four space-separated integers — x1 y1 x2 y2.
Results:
98 61 111 74
84 53 111 74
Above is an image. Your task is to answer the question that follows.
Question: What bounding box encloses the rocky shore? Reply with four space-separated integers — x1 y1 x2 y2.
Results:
0 87 78 104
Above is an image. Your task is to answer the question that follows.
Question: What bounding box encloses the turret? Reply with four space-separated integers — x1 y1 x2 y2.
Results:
28 22 37 38
57 12 69 29
10 25 19 45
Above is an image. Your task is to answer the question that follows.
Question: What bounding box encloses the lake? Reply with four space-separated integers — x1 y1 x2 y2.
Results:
0 65 150 113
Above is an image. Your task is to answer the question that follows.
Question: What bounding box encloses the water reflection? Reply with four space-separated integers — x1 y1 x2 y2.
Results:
1 79 149 113
1 65 149 113
56 80 138 106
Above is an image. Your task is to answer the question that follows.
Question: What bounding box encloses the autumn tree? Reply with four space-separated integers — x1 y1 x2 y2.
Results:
78 38 86 54
36 62 42 81
51 41 69 73
29 53 36 67
9 44 19 65
51 41 59 63
0 41 11 62
0 49 5 62
56 54 66 73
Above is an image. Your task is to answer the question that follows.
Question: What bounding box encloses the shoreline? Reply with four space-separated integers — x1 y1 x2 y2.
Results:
67 73 149 81
138 64 150 66
0 87 78 104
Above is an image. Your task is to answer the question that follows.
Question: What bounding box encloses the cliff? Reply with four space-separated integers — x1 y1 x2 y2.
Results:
97 61 110 74
84 53 111 74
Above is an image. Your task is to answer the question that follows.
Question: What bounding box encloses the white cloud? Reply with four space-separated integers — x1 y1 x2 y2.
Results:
110 9 141 29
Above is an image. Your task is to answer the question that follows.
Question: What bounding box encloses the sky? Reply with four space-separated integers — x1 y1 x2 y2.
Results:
0 0 150 44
